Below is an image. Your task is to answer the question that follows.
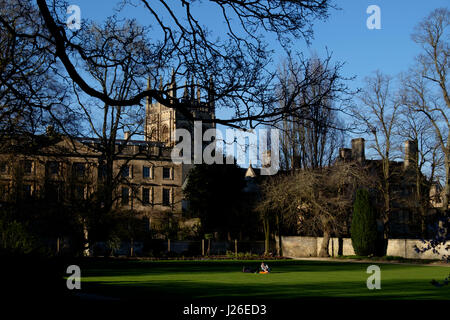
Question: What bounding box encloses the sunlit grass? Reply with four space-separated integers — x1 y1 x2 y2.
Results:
73 259 450 300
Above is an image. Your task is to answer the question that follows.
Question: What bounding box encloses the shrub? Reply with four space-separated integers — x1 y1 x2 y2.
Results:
106 235 121 257
351 189 377 256
0 219 36 255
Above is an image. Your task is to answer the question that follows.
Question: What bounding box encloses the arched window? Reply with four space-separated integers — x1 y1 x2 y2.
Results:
149 128 157 141
161 125 169 143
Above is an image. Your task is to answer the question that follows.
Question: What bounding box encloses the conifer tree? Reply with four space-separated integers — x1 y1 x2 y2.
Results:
351 189 378 256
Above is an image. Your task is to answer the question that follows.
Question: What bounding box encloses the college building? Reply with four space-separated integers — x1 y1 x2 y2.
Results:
0 76 216 236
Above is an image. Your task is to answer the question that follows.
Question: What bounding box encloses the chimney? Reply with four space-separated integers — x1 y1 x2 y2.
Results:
124 131 131 141
404 140 418 170
339 148 352 162
351 138 365 163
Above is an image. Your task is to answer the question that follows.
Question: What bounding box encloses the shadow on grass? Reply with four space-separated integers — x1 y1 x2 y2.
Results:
77 278 450 301
76 264 450 301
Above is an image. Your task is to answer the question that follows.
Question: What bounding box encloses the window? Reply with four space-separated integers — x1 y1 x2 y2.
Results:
0 162 7 174
143 166 152 179
121 187 130 205
23 160 33 175
163 167 172 180
142 217 150 231
162 188 171 206
0 184 7 200
47 161 59 175
142 187 151 204
73 185 85 200
149 128 157 141
73 163 86 178
22 184 32 199
121 165 130 178
161 125 169 143
45 182 64 202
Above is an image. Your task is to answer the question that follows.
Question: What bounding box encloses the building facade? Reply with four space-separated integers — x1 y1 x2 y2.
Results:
0 77 216 236
338 138 435 238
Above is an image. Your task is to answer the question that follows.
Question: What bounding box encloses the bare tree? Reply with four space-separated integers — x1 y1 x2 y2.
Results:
352 71 402 241
405 8 450 210
0 0 73 142
68 17 150 213
258 162 376 257
15 0 338 130
398 93 443 236
402 8 449 259
257 173 298 255
277 53 347 170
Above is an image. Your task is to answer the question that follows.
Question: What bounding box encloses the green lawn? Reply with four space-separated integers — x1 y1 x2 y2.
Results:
73 259 450 301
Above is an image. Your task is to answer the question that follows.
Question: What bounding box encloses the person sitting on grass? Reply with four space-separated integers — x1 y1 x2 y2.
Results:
260 262 271 273
242 266 258 273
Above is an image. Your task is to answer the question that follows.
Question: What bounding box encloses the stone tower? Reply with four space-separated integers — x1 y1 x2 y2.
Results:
145 72 215 146
404 140 418 170
351 138 365 164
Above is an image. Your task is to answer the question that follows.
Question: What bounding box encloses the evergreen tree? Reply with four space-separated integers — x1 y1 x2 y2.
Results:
351 189 378 256
183 159 253 239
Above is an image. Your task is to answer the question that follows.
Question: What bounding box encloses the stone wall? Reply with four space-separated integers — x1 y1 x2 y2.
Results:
278 237 355 257
281 237 318 257
386 239 447 259
279 236 447 260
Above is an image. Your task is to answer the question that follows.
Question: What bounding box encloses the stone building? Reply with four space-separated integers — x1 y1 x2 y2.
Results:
338 138 434 238
145 73 215 147
0 77 215 237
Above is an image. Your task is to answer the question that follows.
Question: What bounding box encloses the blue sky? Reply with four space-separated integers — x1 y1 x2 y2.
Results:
72 0 448 90
68 0 448 165
307 0 448 89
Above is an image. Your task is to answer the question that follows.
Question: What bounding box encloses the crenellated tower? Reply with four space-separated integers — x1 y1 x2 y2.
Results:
145 71 216 146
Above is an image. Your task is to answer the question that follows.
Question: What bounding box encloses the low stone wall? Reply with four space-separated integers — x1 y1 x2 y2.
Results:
386 239 447 260
90 240 270 256
278 237 355 257
280 236 317 257
279 236 447 260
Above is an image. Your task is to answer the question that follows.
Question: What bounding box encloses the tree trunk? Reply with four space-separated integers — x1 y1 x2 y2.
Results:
83 219 90 257
415 169 427 237
318 229 330 257
276 214 283 256
130 238 134 257
443 148 450 210
277 231 282 257
263 216 270 255
381 175 391 242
